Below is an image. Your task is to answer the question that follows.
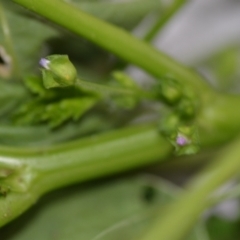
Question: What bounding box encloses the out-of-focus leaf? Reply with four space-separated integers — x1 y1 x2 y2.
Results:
0 79 26 99
206 215 240 240
23 75 46 96
0 175 208 240
0 0 58 79
0 80 27 118
14 96 98 128
42 97 98 127
68 0 163 29
0 115 111 146
0 176 179 240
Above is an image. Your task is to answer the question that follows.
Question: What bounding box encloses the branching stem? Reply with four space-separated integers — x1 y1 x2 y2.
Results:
0 124 172 226
13 0 210 94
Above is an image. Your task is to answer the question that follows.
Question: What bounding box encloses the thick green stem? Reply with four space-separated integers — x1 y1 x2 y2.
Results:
0 124 172 227
13 0 210 94
197 92 240 147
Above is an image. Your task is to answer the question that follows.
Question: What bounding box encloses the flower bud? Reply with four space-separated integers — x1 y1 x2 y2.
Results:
177 97 196 119
157 78 182 105
39 55 77 89
174 126 200 155
112 71 138 89
176 134 189 146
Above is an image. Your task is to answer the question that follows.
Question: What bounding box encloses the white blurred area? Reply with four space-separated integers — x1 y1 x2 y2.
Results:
155 0 240 64
128 0 240 83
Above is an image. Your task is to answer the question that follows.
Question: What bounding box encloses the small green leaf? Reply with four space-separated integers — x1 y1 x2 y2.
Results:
43 97 98 127
14 96 98 128
24 76 46 96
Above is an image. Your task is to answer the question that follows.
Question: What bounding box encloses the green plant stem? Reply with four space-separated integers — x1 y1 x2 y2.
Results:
1 108 239 228
76 78 156 99
12 0 210 94
144 0 188 42
140 135 240 240
0 124 172 227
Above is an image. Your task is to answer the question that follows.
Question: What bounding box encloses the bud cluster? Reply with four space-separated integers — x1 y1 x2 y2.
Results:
158 78 200 155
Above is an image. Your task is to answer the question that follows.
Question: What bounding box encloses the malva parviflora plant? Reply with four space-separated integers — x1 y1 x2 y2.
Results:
1 0 240 239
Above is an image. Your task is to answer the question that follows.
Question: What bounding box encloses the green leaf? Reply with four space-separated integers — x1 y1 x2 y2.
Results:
0 176 209 240
13 75 100 127
14 96 98 128
0 80 26 118
23 75 46 96
0 176 178 240
0 115 109 146
42 97 98 127
0 0 58 79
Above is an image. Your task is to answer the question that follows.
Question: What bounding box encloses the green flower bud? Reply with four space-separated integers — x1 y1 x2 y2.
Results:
39 55 77 89
160 113 200 155
160 113 181 136
112 71 139 89
157 79 182 105
177 97 196 119
174 126 200 155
